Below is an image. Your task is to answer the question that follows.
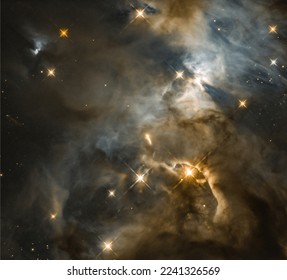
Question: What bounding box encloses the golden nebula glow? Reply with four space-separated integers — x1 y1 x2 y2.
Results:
47 68 56 77
136 9 145 18
183 166 202 180
270 58 278 66
175 163 208 187
175 71 184 80
144 134 152 146
59 28 69 38
238 99 247 108
269 25 277 33
173 163 207 190
184 167 194 177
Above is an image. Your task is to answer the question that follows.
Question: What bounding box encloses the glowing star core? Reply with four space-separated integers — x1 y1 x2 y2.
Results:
238 99 247 108
270 58 278 66
136 9 145 18
175 71 184 80
47 68 56 77
136 174 145 182
184 167 194 177
59 28 69 38
173 163 208 189
50 213 57 220
269 25 277 33
103 242 113 251
108 190 115 197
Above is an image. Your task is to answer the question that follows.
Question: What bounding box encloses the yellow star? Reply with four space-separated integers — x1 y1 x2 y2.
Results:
184 167 194 177
59 28 69 38
50 213 57 220
238 99 247 108
269 25 277 34
47 68 56 77
103 242 113 251
136 174 144 182
136 9 145 19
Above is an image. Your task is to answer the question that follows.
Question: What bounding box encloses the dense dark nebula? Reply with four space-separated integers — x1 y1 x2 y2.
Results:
1 0 287 259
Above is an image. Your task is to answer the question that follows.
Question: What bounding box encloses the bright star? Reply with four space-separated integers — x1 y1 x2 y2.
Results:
47 68 56 77
270 58 278 66
184 167 194 177
108 190 116 197
238 99 247 108
103 242 113 251
136 9 145 18
59 28 69 38
50 213 57 220
97 240 118 257
269 25 277 34
175 71 184 80
136 174 144 182
122 162 153 195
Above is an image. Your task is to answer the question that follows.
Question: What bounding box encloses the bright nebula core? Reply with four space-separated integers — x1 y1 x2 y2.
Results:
2 0 287 260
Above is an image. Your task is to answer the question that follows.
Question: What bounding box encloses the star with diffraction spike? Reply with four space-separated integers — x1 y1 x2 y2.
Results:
238 99 247 108
59 28 69 38
47 68 56 77
269 25 277 34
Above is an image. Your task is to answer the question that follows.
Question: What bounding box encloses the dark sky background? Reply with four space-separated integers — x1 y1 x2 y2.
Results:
1 0 287 260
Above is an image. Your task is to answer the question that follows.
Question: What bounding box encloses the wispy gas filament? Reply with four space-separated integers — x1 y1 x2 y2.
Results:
145 134 152 146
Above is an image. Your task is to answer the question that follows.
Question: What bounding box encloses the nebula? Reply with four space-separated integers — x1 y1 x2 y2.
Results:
2 0 287 259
